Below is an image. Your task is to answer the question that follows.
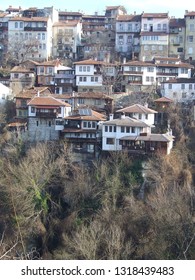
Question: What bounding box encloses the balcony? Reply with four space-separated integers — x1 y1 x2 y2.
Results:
36 111 57 118
24 26 47 32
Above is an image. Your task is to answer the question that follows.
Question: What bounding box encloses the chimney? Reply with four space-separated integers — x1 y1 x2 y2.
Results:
109 113 114 120
37 91 40 97
121 113 126 119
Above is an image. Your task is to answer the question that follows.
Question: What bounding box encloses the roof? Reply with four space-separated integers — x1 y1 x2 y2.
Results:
36 59 62 66
9 16 48 22
117 14 141 22
10 66 35 73
53 20 79 27
103 116 150 127
140 31 168 36
169 18 185 28
154 97 174 103
64 109 106 121
121 133 174 142
15 87 52 98
106 6 123 11
74 92 113 100
123 60 154 67
27 96 71 107
162 77 195 84
185 11 195 17
116 104 157 114
59 11 83 16
142 13 168 18
73 59 104 65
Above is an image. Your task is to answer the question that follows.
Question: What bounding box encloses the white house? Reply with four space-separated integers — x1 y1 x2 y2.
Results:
74 59 104 92
0 83 12 104
102 114 174 155
161 77 195 102
116 104 157 126
102 114 150 151
8 16 53 61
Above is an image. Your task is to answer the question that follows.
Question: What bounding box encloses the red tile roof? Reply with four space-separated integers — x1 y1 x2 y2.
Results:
73 59 104 65
154 97 174 103
142 13 168 18
116 104 157 114
28 96 71 107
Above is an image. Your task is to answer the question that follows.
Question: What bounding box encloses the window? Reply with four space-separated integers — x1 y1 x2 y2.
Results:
49 121 51 127
79 77 82 82
189 84 192 90
163 24 167 31
36 121 39 126
40 67 44 74
105 125 108 132
168 84 172 89
138 114 142 119
83 77 87 82
83 121 87 128
87 66 90 72
79 66 82 71
131 127 135 133
190 24 195 31
95 77 98 82
126 127 130 133
83 66 86 72
106 138 115 145
121 126 125 133
20 22 23 28
128 24 132 31
147 67 154 72
42 33 45 40
144 24 147 31
157 24 161 30
177 47 183 52
14 73 19 78
91 77 94 82
182 92 186 98
15 22 18 28
181 84 185 89
2 94 5 99
109 126 112 132
188 36 193 43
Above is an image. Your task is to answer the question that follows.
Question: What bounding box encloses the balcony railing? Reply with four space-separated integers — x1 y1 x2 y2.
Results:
36 112 56 118
24 26 47 32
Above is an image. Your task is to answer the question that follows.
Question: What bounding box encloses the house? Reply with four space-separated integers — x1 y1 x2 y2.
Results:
102 114 174 155
36 59 67 90
160 77 195 102
0 82 12 104
72 91 113 114
74 59 104 92
62 108 106 156
154 96 174 125
184 11 195 60
140 13 169 60
115 14 141 59
27 95 71 141
10 65 36 96
14 86 52 119
52 20 82 60
169 18 185 59
54 66 75 94
154 57 193 84
116 103 157 126
102 114 151 151
8 16 53 62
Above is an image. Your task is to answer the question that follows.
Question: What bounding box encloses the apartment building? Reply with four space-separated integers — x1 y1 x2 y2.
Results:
140 13 169 60
52 20 82 60
8 16 53 62
115 14 141 59
184 11 195 60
